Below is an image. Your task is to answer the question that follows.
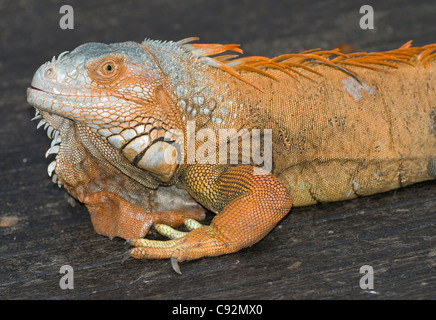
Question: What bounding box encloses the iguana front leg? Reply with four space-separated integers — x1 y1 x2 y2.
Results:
124 165 293 270
55 138 206 240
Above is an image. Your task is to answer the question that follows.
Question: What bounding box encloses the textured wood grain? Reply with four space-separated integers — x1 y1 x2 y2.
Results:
0 0 435 299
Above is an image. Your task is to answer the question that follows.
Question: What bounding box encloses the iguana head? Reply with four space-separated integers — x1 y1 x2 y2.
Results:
27 37 256 183
27 40 185 183
27 41 179 126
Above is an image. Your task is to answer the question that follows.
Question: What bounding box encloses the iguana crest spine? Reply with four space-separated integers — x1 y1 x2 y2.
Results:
178 38 436 88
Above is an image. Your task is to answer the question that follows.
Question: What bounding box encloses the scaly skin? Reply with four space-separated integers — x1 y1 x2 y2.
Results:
27 38 436 272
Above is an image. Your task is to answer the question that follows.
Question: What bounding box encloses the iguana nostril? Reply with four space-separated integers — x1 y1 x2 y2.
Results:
44 66 56 79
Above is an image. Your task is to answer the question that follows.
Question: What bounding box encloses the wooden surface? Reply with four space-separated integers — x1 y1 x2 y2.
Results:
1 0 435 300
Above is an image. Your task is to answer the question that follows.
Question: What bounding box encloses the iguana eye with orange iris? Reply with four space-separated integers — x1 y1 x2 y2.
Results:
88 56 126 83
101 61 116 76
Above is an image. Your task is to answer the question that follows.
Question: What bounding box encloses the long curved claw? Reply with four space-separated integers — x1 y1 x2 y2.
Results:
122 246 182 274
171 256 182 274
121 250 133 264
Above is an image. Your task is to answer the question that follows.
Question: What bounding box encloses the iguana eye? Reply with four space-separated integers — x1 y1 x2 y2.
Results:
88 56 126 84
101 61 116 76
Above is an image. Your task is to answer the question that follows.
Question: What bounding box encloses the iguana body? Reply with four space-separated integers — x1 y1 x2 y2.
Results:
27 38 436 272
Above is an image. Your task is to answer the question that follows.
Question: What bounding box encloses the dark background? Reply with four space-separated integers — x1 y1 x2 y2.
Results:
0 0 435 299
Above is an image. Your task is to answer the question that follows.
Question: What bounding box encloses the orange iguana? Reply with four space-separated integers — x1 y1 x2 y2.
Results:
27 37 436 273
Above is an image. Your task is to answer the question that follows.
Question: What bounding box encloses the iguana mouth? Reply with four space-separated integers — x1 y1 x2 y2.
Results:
28 85 43 92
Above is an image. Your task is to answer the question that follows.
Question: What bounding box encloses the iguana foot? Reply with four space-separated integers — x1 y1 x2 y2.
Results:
123 220 241 274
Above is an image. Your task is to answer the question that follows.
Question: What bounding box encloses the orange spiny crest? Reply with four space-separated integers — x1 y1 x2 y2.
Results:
418 44 436 66
296 53 339 66
333 54 401 70
300 48 321 54
179 36 243 57
273 63 315 81
199 56 263 91
421 51 436 66
178 38 436 89
399 40 413 48
271 59 322 77
214 55 240 62
188 43 243 57
332 60 385 71
227 56 271 67
176 37 200 45
235 65 279 81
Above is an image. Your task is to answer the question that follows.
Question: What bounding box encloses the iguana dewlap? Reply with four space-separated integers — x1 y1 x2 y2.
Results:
27 37 436 272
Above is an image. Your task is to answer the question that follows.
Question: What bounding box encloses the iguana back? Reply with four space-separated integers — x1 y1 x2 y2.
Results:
162 40 436 206
244 60 436 206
